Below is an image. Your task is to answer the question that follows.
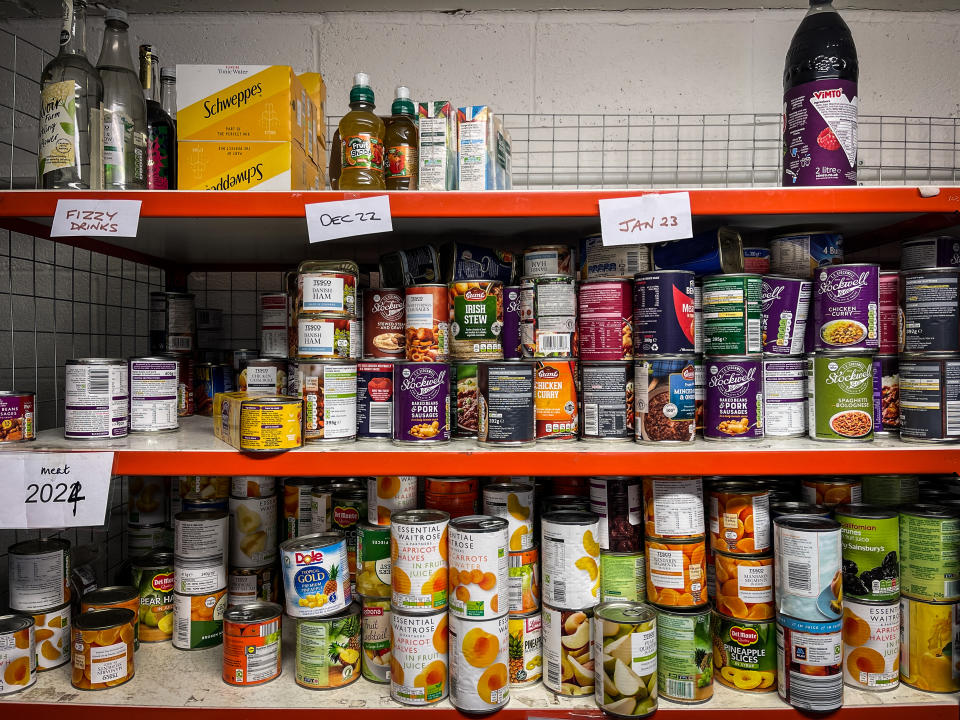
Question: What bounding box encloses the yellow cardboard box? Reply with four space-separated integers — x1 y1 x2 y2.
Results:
178 140 322 190
213 392 303 452
298 72 327 151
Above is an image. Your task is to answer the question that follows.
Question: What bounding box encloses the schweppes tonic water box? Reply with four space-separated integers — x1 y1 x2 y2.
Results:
178 141 322 191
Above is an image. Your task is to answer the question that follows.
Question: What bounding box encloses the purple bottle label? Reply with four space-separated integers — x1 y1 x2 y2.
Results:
782 79 858 187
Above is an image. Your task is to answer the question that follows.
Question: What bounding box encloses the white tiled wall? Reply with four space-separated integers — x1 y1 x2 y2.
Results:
187 270 286 354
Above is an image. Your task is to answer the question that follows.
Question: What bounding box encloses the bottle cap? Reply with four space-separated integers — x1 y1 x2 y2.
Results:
350 72 375 105
353 72 370 88
395 86 410 100
161 66 176 79
105 8 128 23
391 88 415 117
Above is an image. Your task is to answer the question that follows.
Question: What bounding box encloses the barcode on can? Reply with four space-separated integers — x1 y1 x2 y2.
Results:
748 319 761 352
945 579 960 598
538 333 570 355
88 369 110 395
552 581 566 605
946 401 960 436
666 678 694 700
786 560 812 594
170 336 193 351
584 403 599 436
787 671 842 712
368 401 392 434
547 660 561 687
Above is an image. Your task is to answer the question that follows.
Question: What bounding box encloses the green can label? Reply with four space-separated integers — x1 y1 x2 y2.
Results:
900 512 960 601
356 525 391 598
296 612 362 689
656 609 714 702
835 511 899 601
449 282 503 359
807 354 875 441
600 552 647 602
702 275 762 355
861 475 919 507
711 612 776 692
132 563 175 643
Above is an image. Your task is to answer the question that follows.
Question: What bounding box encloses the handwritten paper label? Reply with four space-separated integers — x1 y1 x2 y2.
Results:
305 195 393 244
51 199 142 238
0 453 114 529
599 192 693 246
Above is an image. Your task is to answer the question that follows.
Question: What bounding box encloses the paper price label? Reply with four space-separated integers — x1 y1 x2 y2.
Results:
305 195 393 244
51 199 142 238
599 192 693 246
0 452 114 529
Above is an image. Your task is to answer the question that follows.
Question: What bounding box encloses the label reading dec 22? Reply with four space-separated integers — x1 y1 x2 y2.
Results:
51 199 142 238
0 452 113 529
305 195 393 244
598 192 693 247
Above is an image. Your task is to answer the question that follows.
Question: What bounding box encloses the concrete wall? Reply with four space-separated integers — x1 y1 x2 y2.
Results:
6 8 960 119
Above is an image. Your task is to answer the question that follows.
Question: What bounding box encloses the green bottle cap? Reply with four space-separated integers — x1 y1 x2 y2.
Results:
350 72 375 105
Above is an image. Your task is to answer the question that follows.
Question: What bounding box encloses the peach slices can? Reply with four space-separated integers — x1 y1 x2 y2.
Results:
391 510 450 613
449 613 510 713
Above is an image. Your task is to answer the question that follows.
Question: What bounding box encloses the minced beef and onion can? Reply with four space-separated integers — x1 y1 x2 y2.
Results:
898 355 960 442
814 263 879 351
807 353 875 442
704 357 763 441
636 357 696 444
581 361 634 441
633 270 696 355
393 361 450 444
760 276 811 355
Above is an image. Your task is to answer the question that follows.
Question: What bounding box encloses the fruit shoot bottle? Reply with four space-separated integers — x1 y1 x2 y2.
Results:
338 73 385 190
385 86 419 190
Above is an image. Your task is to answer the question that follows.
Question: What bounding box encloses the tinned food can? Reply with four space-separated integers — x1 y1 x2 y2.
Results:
760 276 811 355
899 504 960 602
174 510 228 560
541 510 601 610
390 608 449 705
0 391 35 442
898 355 960 443
298 360 357 442
367 475 417 526
642 475 704 541
64 358 128 439
578 278 633 361
773 515 842 622
363 287 405 358
713 553 774 620
448 280 504 360
295 604 361 689
776 615 842 712
878 271 900 355
282 478 318 540
508 612 542 688
237 357 287 396
357 360 395 440
709 481 771 555
712 612 776 692
542 604 593 696
534 359 579 440
646 538 708 608
508 546 540 615
228 566 278 606
502 285 523 360
0 614 35 694
590 476 642 553
280 533 351 618
834 504 899 602
356 523 391 598
801 477 863 507
702 274 762 355
899 268 960 353
448 613 510 713
600 552 646 603
81 585 140 651
149 290 195 354
405 284 449 362
297 260 359 317
633 270 696 355
807 353 875 442
71 608 135 689
32 603 70 670
194 362 233 417
656 606 713 703
762 358 806 437
260 292 288 359
452 361 479 437
477 360 535 446
704 356 763 441
769 232 843 279
635 356 696 444
581 361 634 441
484 482 534 552
448 515 509 620
229 495 278 568
393 361 450 444
390 509 450 613
814 263 880 351
901 235 960 270
7 537 72 613
360 598 391 683
297 314 359 360
230 475 275 498
172 589 227 650
523 245 573 277
222 601 282 686
841 597 899 691
899 596 960 693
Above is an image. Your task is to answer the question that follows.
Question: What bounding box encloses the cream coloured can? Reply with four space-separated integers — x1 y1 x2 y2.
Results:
448 515 509 620
448 613 510 712
483 482 534 552
229 495 278 568
174 510 228 560
542 604 594 696
390 608 449 705
368 476 418 525
541 510 602 610
391 509 450 613
174 558 227 596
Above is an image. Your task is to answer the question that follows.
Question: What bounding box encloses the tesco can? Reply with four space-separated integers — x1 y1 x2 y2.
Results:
0 614 36 694
298 360 357 442
64 358 128 439
578 278 633 361
7 538 71 613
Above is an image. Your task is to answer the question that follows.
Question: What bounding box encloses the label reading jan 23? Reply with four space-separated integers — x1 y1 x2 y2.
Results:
598 192 693 247
305 195 393 244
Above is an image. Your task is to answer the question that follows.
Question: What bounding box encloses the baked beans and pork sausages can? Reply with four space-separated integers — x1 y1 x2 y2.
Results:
541 510 602 610
578 278 633 361
899 595 960 692
393 361 450 444
0 613 36 694
0 391 35 442
297 360 357 442
448 515 509 619
174 510 228 560
834 504 899 603
878 272 900 355
363 288 405 358
280 533 351 617
807 353 876 442
773 515 842 622
297 260 359 317
656 606 713 703
899 269 960 353
841 597 899 691
128 357 179 433
356 361 394 440
762 358 807 437
901 235 960 270
390 608 449 705
295 604 362 690
523 245 573 277
484 482 535 552
899 504 960 602
222 601 282 687
709 481 771 555
704 356 763 441
477 361 535 446
8 538 71 612
702 274 763 355
814 263 880 351
150 290 195 355
636 357 696 444
712 612 777 693
633 270 696 355
405 284 449 362
898 355 960 443
534 359 579 440
776 614 842 712
502 285 523 360
521 275 578 358
448 613 510 713
760 276 811 355
71 608 136 689
541 604 594 696
391 509 450 613
81 586 140 651
452 361 479 437
297 314 359 360
581 361 634 441
65 358 128 439
770 232 844 279
449 281 504 360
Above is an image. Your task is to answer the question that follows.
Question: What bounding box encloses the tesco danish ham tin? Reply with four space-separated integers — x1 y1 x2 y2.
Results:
776 615 842 712
357 361 394 440
297 260 359 317
0 614 35 695
297 361 357 442
578 278 633 361
581 361 634 441
540 510 602 610
633 270 696 355
769 232 844 279
71 608 136 688
391 509 450 613
635 357 696 444
297 315 360 360
760 276 811 355
814 263 880 351
477 361 535 445
64 358 128 439
174 510 228 560
128 357 179 433
0 391 35 442
281 534 351 617
393 361 450 444
8 538 72 612
405 284 449 362
534 359 579 440
174 558 226 596
222 601 282 686
448 613 510 713
390 608 449 705
363 288 405 358
773 515 843 622
901 235 960 270
541 604 594 696
502 285 523 360
523 245 573 277
484 482 534 552
150 290 195 354
762 358 807 437
448 515 509 620
900 269 960 353
229 495 278 568
704 357 763 441
449 281 504 360
702 274 763 356
899 504 960 602
807 353 875 442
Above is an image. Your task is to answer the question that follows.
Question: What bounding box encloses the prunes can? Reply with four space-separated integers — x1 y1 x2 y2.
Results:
901 235 960 270
776 615 842 712
702 274 762 355
477 361 535 445
0 614 35 694
878 271 900 355
770 232 844 279
502 285 523 360
834 504 899 602
898 354 960 442
900 269 960 353
222 602 282 687
841 597 899 691
451 361 479 437
633 270 696 355
773 515 842 622
762 358 806 437
899 504 960 602
534 359 579 440
876 354 900 435
356 361 394 440
593 601 658 716
635 356 696 444
448 613 510 712
541 604 594 696
64 358 128 439
448 281 504 360
656 606 713 703
581 361 634 441
578 278 633 361
899 596 960 692
704 356 763 441
393 361 450 445
712 612 777 692
127 357 178 432
814 263 880 351
807 353 875 442
760 276 811 355
589 476 642 552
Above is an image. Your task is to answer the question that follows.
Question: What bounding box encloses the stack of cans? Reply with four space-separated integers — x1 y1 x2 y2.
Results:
227 476 279 607
149 290 196 419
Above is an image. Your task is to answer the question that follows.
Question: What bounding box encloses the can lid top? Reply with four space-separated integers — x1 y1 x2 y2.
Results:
770 501 830 516
709 481 769 495
75 607 135 631
9 536 71 554
449 514 509 533
67 357 125 365
297 259 360 276
223 601 283 624
280 533 346 553
901 503 960 519
132 549 174 567
391 508 450 525
833 503 897 520
483 482 533 494
595 600 657 625
82 585 139 606
0 390 35 397
773 514 840 532
175 510 228 521
0 614 34 633
541 510 600 525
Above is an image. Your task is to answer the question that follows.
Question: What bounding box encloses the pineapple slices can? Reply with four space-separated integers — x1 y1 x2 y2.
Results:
295 602 361 689
448 613 510 713
508 612 542 687
593 601 658 717
280 534 351 618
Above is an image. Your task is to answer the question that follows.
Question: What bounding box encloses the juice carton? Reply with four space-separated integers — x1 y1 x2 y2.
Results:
178 140 321 191
418 101 456 190
457 105 496 191
495 116 512 190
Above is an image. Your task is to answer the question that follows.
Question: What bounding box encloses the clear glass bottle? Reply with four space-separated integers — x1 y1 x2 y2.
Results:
38 0 103 189
160 66 177 122
337 73 385 190
384 86 418 191
97 8 147 190
139 45 176 189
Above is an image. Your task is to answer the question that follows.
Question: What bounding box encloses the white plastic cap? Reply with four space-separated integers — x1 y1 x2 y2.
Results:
104 8 128 23
161 66 176 79
353 72 370 87
395 86 410 100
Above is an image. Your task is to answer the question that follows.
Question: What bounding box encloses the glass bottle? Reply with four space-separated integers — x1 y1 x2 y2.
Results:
384 86 418 191
97 9 147 190
337 73 385 190
139 45 176 189
38 0 103 189
160 66 177 122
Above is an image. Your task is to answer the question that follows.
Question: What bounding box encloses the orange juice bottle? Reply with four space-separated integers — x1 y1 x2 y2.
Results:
338 72 385 190
385 86 418 190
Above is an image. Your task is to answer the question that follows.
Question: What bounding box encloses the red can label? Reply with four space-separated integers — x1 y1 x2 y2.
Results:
578 280 633 361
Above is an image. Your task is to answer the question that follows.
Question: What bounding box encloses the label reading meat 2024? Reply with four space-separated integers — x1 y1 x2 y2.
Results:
783 80 858 186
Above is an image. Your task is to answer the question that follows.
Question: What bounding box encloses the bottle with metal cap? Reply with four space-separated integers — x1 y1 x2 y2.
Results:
337 72 385 190
385 86 418 191
160 66 177 121
139 45 176 189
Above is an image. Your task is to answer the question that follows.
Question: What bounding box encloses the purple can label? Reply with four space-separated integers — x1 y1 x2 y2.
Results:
704 358 764 440
393 362 450 443
814 264 879 351
0 394 34 442
633 271 696 355
782 79 858 186
357 361 394 439
761 276 811 355
878 272 900 355
502 285 522 360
